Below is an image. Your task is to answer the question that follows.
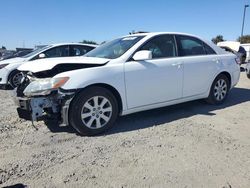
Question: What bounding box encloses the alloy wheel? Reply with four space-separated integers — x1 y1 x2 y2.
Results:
214 79 227 101
81 96 112 129
12 72 24 87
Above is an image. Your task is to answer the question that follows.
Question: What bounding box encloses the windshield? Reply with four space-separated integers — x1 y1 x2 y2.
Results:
85 36 145 59
23 45 51 58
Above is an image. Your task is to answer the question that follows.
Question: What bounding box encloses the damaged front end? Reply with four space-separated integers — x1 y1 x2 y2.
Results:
15 74 75 125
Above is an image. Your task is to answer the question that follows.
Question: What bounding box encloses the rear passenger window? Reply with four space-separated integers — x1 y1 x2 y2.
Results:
139 35 177 59
177 35 206 56
203 43 216 55
43 45 69 58
70 45 95 56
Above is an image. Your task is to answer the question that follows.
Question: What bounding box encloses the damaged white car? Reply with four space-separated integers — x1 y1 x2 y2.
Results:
15 32 240 135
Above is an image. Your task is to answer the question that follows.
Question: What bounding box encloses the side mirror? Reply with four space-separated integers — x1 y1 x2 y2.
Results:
133 50 152 61
38 53 46 59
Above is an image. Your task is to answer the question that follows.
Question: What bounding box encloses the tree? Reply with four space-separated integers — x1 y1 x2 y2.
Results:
1 46 6 50
80 40 98 45
237 35 250 44
211 35 225 44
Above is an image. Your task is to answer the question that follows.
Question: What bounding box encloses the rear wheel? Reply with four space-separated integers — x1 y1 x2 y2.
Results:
206 74 229 105
69 86 118 136
9 70 23 88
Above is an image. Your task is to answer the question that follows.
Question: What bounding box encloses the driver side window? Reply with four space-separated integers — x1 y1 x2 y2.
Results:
140 35 177 59
43 45 69 58
32 45 69 60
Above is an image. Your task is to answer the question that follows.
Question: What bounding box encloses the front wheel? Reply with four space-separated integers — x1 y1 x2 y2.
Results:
206 74 230 105
9 70 24 88
69 86 119 136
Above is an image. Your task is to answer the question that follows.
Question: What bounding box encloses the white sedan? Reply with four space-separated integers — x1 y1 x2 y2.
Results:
0 43 96 89
16 32 240 135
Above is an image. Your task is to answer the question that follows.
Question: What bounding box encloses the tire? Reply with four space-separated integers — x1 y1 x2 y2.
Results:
246 71 250 79
9 70 24 88
69 86 119 136
206 74 230 105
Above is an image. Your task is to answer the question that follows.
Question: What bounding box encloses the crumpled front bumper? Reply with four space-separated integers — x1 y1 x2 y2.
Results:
16 91 75 125
17 96 59 121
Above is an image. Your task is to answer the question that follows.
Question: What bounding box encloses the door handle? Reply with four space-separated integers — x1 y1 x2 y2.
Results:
172 63 182 68
212 59 220 63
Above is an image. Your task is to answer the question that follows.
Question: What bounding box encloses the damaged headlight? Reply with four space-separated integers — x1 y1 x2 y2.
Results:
23 77 69 97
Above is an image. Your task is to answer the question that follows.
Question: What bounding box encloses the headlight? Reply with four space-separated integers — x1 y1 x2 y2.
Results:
23 77 69 97
0 64 9 69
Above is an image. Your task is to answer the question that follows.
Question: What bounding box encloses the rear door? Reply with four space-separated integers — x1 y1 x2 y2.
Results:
175 35 218 97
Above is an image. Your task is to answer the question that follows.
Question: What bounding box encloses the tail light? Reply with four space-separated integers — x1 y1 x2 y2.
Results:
235 58 241 65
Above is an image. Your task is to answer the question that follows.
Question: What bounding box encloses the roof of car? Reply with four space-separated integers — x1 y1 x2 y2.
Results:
49 43 98 48
125 32 227 55
126 32 202 38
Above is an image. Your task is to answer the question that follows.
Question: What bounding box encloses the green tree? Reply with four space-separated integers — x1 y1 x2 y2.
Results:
1 46 6 50
81 40 98 45
237 35 250 44
212 35 225 44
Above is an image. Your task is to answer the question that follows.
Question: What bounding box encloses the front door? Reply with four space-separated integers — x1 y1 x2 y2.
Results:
125 35 183 109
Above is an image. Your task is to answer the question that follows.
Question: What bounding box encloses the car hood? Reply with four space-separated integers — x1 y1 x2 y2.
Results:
18 56 110 73
0 57 26 65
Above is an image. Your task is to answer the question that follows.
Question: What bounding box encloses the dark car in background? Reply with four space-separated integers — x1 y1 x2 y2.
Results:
0 50 33 61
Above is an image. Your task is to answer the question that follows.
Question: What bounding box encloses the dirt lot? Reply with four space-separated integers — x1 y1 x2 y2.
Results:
0 72 250 188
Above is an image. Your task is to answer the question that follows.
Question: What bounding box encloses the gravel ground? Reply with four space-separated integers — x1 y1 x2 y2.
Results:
0 72 250 188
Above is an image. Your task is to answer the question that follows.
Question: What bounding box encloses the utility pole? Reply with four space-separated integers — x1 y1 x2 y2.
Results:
241 4 249 43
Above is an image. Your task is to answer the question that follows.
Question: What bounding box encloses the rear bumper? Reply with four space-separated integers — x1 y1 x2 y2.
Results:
232 70 240 88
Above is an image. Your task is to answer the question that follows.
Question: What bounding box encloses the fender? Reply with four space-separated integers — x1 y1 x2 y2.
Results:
54 63 128 111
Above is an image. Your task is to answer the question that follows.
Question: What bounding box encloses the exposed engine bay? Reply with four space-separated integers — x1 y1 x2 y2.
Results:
25 63 106 78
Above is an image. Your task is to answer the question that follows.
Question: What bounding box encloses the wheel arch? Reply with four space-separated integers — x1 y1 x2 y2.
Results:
7 69 22 87
73 83 123 115
206 71 232 98
216 71 232 89
7 69 18 81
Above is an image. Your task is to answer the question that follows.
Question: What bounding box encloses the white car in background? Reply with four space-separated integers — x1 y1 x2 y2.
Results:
217 41 247 65
0 43 96 89
242 44 250 79
16 32 240 136
217 41 250 78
